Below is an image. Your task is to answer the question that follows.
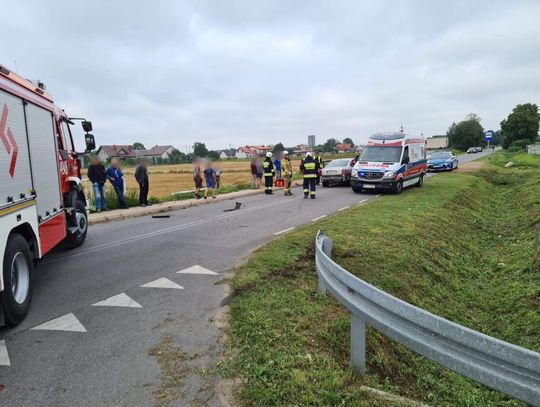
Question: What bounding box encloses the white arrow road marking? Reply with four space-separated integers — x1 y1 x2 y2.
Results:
92 292 142 308
0 339 10 366
31 313 87 333
273 227 295 236
140 278 184 289
177 265 217 275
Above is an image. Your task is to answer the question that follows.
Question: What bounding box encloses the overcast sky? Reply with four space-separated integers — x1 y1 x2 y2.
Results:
1 0 539 151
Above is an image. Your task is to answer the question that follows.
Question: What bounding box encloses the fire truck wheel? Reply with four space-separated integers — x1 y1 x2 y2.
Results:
66 200 88 249
394 180 403 194
2 234 34 326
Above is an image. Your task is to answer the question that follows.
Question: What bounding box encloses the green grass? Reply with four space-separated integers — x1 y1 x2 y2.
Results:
220 152 540 406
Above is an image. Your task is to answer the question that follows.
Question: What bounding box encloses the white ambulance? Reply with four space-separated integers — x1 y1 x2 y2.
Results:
351 132 427 194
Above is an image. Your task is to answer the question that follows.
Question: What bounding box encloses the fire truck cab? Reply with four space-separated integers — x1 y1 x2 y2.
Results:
0 64 95 325
351 132 427 194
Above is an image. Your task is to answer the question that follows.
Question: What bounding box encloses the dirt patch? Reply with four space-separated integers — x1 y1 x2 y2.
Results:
455 160 486 173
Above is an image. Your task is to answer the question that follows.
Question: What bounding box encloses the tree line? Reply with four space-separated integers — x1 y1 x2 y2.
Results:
447 103 539 151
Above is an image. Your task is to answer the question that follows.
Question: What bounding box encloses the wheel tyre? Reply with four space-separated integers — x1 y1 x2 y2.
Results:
415 174 424 187
66 200 88 249
352 186 362 194
322 181 329 187
2 234 34 326
394 180 403 194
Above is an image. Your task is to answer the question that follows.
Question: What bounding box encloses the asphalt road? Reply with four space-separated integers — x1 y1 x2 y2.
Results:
0 150 493 406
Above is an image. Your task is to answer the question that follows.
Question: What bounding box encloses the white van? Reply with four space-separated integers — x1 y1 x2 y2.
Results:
351 132 427 194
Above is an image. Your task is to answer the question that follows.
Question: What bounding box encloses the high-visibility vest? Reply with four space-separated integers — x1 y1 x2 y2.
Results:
263 160 274 177
301 158 319 178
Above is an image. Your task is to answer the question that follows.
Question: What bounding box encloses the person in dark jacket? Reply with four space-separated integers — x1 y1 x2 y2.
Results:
88 155 108 213
262 152 275 194
106 158 128 209
135 159 151 207
300 152 320 199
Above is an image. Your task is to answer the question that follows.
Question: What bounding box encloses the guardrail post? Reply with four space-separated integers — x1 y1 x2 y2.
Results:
351 313 366 375
318 236 333 295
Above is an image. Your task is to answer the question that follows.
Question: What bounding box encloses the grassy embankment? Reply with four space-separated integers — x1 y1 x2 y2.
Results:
219 151 539 406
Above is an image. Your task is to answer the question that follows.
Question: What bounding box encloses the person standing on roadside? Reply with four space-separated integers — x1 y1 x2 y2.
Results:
135 158 151 207
106 158 128 209
262 152 275 195
283 151 293 196
250 158 258 189
204 160 217 199
215 166 222 189
300 152 320 199
314 151 324 185
256 156 264 189
88 155 108 213
274 154 282 181
193 158 203 199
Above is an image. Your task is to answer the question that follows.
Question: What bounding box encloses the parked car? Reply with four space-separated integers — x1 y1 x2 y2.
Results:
427 151 458 171
321 158 355 186
467 147 483 153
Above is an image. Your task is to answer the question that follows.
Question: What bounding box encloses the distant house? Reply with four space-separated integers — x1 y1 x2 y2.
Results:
135 145 175 160
336 143 353 153
96 145 135 162
250 145 272 155
236 146 255 159
219 149 236 160
426 135 448 150
96 144 175 162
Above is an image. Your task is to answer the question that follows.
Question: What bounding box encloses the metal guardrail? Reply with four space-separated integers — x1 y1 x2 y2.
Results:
315 231 540 406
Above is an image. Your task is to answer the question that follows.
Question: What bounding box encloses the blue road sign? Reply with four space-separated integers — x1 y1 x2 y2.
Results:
484 130 494 142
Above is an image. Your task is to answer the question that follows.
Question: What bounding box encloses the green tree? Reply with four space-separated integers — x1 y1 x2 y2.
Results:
208 150 220 160
447 114 484 150
193 142 209 157
168 148 186 163
273 142 285 154
343 137 354 146
500 103 540 149
133 142 146 150
323 138 340 153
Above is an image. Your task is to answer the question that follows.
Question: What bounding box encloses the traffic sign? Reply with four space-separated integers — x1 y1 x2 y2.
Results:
484 130 494 142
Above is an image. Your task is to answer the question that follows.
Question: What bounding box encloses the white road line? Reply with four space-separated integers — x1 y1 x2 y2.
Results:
337 206 350 212
92 292 142 308
311 215 327 222
273 227 295 235
177 265 217 275
140 278 184 290
358 199 369 204
31 313 87 333
374 194 382 198
0 340 10 366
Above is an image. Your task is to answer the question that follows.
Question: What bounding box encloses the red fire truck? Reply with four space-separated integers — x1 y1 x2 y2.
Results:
0 64 95 325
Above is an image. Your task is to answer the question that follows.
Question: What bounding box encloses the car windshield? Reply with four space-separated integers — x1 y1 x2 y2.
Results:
430 152 452 159
359 146 402 163
326 159 350 168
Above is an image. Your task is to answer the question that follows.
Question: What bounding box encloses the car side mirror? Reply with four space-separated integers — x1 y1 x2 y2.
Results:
85 133 96 152
82 121 93 132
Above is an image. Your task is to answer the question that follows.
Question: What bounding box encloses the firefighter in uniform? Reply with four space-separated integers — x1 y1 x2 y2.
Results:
283 151 293 196
262 152 275 194
300 152 320 199
314 151 324 185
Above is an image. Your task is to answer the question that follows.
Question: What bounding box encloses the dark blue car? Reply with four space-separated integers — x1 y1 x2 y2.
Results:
427 151 458 171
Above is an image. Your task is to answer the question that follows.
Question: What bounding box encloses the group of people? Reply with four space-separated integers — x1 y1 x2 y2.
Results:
251 151 322 199
192 158 221 200
88 156 152 212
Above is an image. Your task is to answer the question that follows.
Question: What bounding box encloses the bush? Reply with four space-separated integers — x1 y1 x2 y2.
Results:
507 139 531 152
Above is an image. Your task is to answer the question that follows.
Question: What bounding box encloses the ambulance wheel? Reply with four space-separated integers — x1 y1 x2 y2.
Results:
322 181 329 187
2 234 34 326
415 174 424 188
352 186 363 194
66 200 88 249
394 180 403 194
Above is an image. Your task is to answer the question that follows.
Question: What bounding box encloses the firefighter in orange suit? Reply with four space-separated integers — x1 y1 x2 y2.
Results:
300 152 320 199
262 152 275 195
283 151 293 196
